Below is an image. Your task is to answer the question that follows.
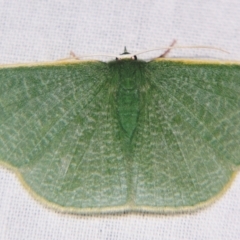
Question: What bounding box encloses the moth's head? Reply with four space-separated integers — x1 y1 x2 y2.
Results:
115 47 137 61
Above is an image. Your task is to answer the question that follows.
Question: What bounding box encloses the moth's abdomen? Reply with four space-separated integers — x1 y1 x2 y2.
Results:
108 60 146 142
117 84 139 139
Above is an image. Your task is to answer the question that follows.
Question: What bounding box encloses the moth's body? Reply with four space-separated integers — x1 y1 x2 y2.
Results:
0 57 240 213
110 60 145 141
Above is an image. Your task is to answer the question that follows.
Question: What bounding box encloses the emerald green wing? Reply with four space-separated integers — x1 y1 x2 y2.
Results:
132 60 240 210
0 62 127 211
1 59 240 213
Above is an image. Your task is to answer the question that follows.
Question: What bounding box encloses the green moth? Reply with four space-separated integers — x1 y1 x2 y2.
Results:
0 49 240 214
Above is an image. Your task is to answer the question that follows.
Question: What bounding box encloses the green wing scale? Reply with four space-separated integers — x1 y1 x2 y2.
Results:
0 58 240 213
0 62 128 210
133 60 240 210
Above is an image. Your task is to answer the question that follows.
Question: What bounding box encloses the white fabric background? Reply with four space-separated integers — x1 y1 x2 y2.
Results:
0 0 240 239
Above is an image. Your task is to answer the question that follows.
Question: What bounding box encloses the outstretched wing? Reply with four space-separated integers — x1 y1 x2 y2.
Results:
0 62 128 212
132 60 240 211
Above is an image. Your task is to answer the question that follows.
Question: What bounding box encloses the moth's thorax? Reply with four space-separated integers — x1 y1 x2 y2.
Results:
108 59 147 88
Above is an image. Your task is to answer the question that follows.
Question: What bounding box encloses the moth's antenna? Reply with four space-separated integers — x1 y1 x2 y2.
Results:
135 45 229 57
60 44 229 61
68 48 134 60
69 52 118 59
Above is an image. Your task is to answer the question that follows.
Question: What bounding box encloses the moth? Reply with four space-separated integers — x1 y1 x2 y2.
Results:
0 45 240 213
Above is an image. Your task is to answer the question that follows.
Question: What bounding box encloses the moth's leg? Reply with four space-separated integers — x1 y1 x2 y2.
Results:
69 51 80 60
158 39 177 58
56 51 80 62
